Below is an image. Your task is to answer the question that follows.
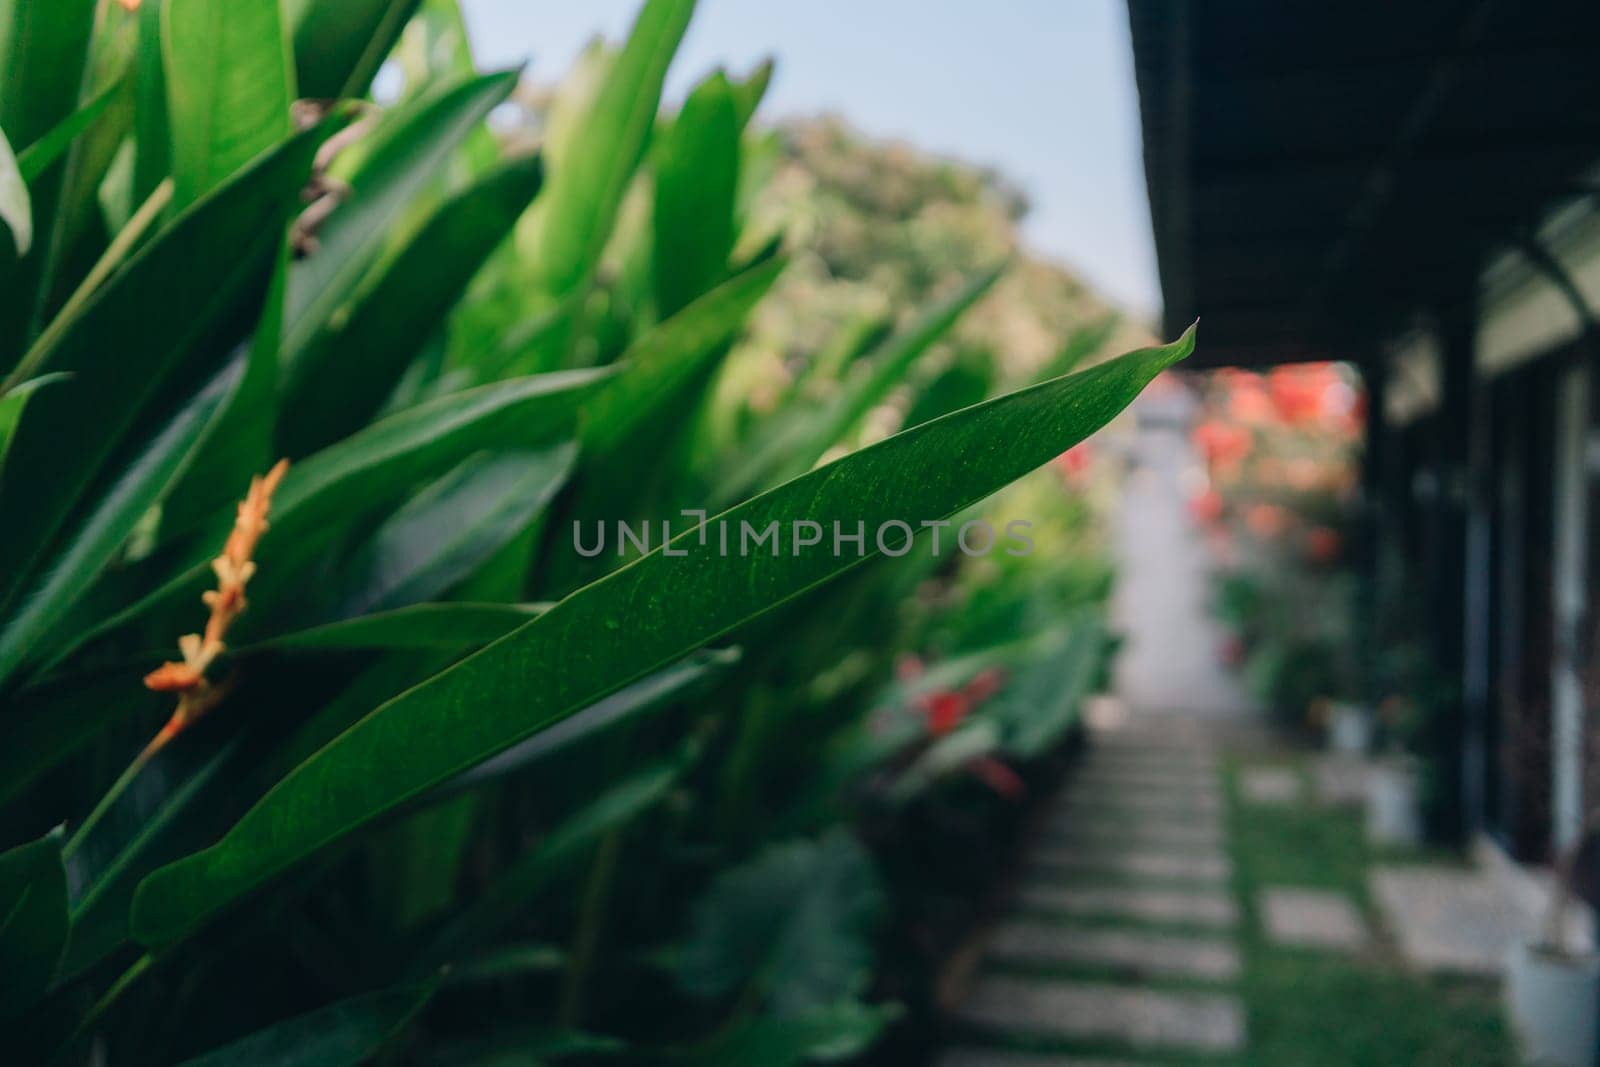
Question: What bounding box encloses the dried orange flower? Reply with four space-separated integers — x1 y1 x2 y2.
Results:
142 460 288 751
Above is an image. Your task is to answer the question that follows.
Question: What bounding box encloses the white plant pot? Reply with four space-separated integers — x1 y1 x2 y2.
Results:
1505 940 1600 1066
1328 702 1374 754
1366 758 1421 846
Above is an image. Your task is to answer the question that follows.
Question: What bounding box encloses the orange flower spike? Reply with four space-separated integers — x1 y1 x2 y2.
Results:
142 459 289 747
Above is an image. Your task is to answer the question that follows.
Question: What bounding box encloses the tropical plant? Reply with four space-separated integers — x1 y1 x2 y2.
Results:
0 0 1189 1061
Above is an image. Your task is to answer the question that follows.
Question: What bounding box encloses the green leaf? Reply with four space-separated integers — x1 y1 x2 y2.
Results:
130 327 1194 946
524 0 695 304
652 71 740 318
720 265 1005 503
729 58 774 129
0 357 242 685
0 0 96 149
0 670 166 811
582 250 786 459
164 0 295 209
444 649 737 796
66 369 607 663
680 1000 898 1067
15 83 115 183
250 602 547 653
0 125 322 638
0 371 68 460
282 151 543 457
173 984 435 1066
0 827 67 1021
280 70 517 387
287 0 425 100
418 749 688 967
888 720 1001 804
334 445 576 616
992 616 1105 758
0 125 30 255
677 830 882 1015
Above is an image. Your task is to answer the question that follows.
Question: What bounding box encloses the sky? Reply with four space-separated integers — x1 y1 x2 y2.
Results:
457 0 1161 319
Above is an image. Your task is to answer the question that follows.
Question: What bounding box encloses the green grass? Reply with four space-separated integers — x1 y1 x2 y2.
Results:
1222 756 1515 1067
945 753 1515 1066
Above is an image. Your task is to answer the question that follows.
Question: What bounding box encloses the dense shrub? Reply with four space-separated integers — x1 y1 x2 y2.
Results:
0 0 1186 1060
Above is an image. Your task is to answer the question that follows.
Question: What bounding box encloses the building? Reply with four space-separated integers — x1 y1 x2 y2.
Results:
1127 0 1600 866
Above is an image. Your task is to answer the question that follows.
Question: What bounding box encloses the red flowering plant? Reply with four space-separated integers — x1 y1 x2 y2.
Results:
1189 362 1367 724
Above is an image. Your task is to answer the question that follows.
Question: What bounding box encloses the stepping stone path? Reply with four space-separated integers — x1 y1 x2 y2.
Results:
1259 886 1371 951
945 716 1249 1061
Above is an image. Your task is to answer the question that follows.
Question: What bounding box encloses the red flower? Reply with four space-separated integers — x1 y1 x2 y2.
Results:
919 691 972 737
1305 525 1342 564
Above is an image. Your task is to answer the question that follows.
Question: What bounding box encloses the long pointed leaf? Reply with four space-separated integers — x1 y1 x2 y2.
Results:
0 125 323 629
164 0 295 209
0 827 66 1021
130 327 1193 946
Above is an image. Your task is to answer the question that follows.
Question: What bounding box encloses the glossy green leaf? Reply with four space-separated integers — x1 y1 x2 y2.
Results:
653 71 740 318
282 151 543 457
0 125 30 255
0 371 68 460
131 327 1194 946
0 827 67 1021
174 983 435 1066
444 648 737 795
680 1000 898 1067
720 264 1005 503
280 71 517 384
677 830 882 1015
15 84 115 183
67 369 608 662
583 252 786 459
287 0 425 100
335 445 576 616
0 357 242 686
525 0 695 304
250 602 547 653
0 125 322 632
164 0 295 209
0 0 95 149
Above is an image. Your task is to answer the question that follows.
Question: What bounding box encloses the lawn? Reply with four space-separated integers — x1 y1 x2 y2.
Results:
1222 755 1514 1067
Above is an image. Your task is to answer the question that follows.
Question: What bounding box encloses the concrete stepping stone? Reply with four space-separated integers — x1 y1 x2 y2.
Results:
1259 886 1371 951
1238 766 1302 805
1041 822 1224 852
1369 865 1593 974
1040 815 1225 848
1018 885 1239 928
1032 848 1232 884
1055 790 1223 816
1068 777 1216 799
955 976 1247 1053
988 919 1241 980
1312 756 1370 807
939 1050 1143 1067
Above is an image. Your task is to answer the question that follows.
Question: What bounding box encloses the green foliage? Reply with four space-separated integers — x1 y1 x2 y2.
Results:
0 827 66 1020
678 830 883 1015
0 0 1183 1061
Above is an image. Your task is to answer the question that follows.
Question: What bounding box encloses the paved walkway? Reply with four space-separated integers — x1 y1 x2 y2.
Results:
943 715 1247 1063
940 403 1257 1064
